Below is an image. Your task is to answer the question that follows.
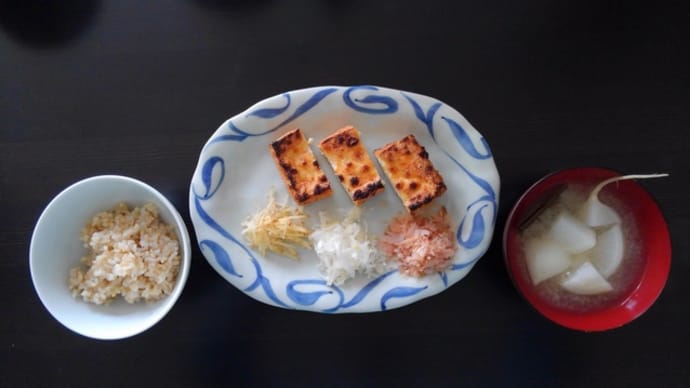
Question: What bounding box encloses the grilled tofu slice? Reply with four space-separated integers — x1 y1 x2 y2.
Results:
269 128 332 205
374 134 447 212
318 126 385 205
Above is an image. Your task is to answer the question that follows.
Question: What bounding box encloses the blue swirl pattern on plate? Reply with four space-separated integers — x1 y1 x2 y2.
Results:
189 86 500 313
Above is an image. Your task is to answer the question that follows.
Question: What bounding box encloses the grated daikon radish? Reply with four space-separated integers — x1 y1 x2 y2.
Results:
310 208 390 286
560 261 613 295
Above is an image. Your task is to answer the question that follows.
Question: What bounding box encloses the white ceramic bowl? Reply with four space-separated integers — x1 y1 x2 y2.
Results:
30 175 191 340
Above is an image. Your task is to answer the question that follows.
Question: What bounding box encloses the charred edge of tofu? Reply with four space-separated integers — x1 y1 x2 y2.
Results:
322 127 360 148
272 130 302 192
352 180 385 202
407 181 447 211
270 129 331 205
270 129 302 158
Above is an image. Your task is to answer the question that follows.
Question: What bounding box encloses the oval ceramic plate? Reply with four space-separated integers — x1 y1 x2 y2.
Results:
189 85 500 313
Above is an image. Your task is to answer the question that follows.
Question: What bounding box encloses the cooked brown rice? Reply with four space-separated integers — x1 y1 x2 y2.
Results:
69 203 181 304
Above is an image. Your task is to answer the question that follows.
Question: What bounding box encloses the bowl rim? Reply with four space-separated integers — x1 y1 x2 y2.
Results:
29 174 192 340
502 167 671 332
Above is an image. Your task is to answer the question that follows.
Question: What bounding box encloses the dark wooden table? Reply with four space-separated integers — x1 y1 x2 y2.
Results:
2 1 688 386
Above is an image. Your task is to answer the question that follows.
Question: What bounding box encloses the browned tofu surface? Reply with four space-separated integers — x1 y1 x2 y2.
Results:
269 128 332 205
318 126 385 205
374 134 447 212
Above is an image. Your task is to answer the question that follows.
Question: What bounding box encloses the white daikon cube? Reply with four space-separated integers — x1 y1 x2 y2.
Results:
548 211 596 254
560 261 613 295
578 199 622 228
590 224 625 278
524 238 572 285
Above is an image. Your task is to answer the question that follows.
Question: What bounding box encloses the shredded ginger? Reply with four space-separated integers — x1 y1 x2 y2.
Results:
310 208 390 286
241 189 311 259
379 207 457 277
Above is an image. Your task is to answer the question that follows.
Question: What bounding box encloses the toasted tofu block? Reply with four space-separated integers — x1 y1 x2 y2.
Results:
269 128 332 205
318 126 385 205
374 134 447 212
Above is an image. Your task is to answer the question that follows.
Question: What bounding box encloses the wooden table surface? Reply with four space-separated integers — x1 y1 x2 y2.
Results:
1 1 688 386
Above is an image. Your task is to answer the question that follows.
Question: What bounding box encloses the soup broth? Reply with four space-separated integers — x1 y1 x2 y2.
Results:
518 184 645 313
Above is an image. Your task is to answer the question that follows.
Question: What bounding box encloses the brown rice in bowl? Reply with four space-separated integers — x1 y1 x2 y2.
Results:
31 175 191 339
69 203 181 305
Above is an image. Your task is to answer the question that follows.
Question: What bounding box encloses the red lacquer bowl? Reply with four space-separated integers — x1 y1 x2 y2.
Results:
503 167 671 331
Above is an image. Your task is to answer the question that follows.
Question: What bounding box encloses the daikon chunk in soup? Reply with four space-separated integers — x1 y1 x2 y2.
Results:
518 184 644 313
